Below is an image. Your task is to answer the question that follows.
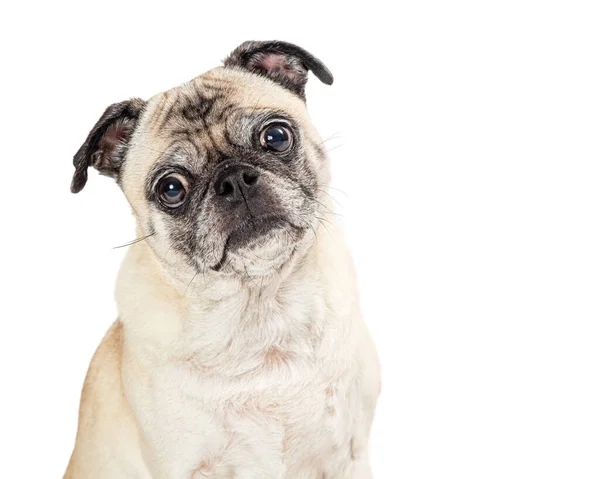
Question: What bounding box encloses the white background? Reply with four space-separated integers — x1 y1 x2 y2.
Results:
1 1 599 477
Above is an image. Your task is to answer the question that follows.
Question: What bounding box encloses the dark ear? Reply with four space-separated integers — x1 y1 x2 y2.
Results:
70 98 146 193
223 40 333 99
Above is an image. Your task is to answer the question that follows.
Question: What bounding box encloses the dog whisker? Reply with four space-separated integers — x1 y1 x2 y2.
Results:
185 270 201 294
323 185 349 197
317 132 342 146
324 144 344 154
113 233 155 249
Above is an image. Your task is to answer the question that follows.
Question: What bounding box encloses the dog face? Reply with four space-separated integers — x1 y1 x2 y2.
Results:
71 41 334 278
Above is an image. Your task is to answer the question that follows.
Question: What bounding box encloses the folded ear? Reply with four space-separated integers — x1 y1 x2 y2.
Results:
70 98 146 193
223 40 333 99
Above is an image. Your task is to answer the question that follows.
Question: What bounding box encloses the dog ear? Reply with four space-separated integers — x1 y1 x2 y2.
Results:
70 98 146 193
223 40 333 99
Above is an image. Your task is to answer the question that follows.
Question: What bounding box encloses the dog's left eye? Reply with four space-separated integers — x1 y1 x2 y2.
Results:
260 124 294 153
156 174 188 208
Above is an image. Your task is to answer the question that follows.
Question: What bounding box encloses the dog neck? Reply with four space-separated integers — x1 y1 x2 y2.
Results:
114 216 355 369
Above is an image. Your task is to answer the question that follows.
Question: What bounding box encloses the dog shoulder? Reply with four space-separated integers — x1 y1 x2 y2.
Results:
64 321 150 478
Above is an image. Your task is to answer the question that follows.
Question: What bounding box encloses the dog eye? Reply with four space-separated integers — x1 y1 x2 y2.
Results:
156 174 188 207
260 124 294 153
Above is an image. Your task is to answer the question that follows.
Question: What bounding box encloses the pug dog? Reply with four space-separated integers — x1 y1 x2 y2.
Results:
63 41 380 479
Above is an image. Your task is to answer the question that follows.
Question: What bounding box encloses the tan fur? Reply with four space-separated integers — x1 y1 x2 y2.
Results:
65 66 379 478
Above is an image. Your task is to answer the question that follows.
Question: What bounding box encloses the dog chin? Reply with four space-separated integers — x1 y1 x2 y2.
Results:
217 225 301 277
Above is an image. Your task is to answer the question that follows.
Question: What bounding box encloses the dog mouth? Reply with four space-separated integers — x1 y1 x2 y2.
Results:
210 215 303 271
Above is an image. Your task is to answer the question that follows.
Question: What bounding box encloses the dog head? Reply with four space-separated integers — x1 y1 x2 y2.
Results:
71 41 333 278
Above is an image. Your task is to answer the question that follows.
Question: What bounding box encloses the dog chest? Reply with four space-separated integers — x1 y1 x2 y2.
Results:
127 357 359 478
204 373 358 478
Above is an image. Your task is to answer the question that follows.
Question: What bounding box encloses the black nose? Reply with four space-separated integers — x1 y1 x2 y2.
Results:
213 164 260 202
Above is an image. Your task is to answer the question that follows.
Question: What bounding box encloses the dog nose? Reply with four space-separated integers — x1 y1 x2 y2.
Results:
213 164 260 202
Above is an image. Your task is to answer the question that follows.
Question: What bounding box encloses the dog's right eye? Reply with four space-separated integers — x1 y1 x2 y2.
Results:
156 174 188 208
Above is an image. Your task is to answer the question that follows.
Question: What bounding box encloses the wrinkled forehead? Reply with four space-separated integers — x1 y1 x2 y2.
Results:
135 67 315 155
152 66 310 123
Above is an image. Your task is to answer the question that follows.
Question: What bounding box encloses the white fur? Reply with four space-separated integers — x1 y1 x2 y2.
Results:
111 216 379 479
